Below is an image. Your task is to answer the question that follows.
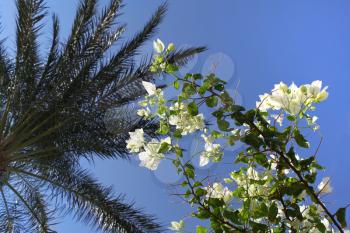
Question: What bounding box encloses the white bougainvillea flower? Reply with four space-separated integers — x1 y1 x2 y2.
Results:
199 134 222 166
316 89 329 102
271 113 284 126
199 155 210 167
142 81 157 96
205 182 233 204
317 177 332 194
247 167 259 180
307 80 323 97
137 107 151 118
138 139 165 170
169 220 184 232
168 103 205 135
126 129 145 153
153 38 165 53
273 81 289 93
256 81 329 117
306 80 329 102
256 93 271 112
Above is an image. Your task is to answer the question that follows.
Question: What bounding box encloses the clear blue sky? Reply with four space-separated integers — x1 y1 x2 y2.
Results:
0 0 350 232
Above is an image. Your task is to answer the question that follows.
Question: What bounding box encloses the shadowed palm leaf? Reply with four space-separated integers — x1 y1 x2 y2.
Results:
0 0 205 232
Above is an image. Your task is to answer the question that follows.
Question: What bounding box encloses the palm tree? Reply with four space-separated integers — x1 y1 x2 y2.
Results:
0 0 205 232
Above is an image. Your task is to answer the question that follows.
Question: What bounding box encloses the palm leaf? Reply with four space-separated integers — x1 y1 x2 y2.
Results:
0 0 205 232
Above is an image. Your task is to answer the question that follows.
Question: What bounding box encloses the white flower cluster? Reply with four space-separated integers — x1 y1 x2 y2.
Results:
138 81 205 136
199 134 223 167
126 129 144 153
168 103 205 135
168 220 184 233
229 167 270 197
204 182 233 205
256 80 328 116
126 127 171 170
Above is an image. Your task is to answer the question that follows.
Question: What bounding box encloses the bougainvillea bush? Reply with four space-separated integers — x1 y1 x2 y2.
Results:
126 39 349 233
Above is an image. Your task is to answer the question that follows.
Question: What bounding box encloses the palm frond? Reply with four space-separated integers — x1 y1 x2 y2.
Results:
15 0 47 111
0 0 205 231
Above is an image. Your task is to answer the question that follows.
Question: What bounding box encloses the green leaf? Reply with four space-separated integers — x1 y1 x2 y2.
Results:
217 118 230 131
335 208 347 228
173 80 180 89
206 96 218 107
212 109 224 118
193 181 202 187
250 221 268 232
195 188 206 197
182 83 197 96
188 101 199 116
287 115 296 121
158 121 169 135
229 105 245 113
174 146 183 157
293 129 310 148
207 198 225 208
241 133 263 150
158 142 169 153
220 91 234 105
268 202 278 222
185 168 195 179
165 63 179 74
254 153 269 168
196 226 207 233
194 208 210 219
214 83 224 91
174 129 183 138
193 73 202 80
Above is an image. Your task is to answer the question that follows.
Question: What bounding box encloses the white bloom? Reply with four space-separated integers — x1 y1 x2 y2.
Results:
193 114 205 130
169 220 184 232
168 115 180 126
142 81 157 96
256 80 328 117
316 89 328 102
269 154 278 170
199 134 222 166
199 156 210 167
273 81 289 93
247 167 259 180
137 107 151 118
289 99 302 115
271 113 284 126
168 103 205 135
256 93 272 112
205 183 233 204
153 38 165 53
138 139 164 170
126 129 145 153
318 177 332 194
308 80 323 97
306 80 329 102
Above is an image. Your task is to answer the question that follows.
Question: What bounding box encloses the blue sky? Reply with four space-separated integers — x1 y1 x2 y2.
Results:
1 0 350 232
